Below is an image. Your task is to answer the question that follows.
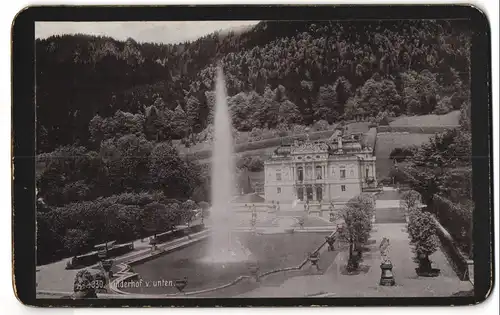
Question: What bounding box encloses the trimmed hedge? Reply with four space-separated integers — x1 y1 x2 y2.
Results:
66 252 98 269
432 194 472 257
150 224 205 244
66 243 134 269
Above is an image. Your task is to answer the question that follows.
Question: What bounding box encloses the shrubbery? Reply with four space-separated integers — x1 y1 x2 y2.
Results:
336 194 375 271
375 111 392 126
389 147 415 163
432 195 473 256
407 205 439 275
237 156 264 172
402 107 473 264
312 120 330 131
434 95 453 115
36 192 197 265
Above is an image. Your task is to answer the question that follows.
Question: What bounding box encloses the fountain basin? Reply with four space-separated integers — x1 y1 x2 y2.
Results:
118 231 331 296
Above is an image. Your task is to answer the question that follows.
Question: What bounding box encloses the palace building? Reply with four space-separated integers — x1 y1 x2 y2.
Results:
263 129 377 207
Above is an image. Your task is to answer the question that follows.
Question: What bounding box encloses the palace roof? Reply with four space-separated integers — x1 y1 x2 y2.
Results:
271 129 373 159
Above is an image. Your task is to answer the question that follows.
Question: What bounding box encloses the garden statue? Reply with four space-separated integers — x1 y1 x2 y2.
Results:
247 261 260 282
308 251 320 271
379 237 395 286
100 259 114 279
379 237 390 263
325 235 335 251
150 236 158 253
298 217 305 229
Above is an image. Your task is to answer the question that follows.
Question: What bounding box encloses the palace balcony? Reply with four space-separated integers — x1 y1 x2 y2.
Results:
295 179 327 185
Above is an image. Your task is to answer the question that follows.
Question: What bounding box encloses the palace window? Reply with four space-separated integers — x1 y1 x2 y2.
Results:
366 168 369 178
277 187 281 194
340 169 346 179
276 171 282 181
297 167 304 181
341 185 346 192
315 166 322 179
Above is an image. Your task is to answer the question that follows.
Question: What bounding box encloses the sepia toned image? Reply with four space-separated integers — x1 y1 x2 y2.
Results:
33 17 476 301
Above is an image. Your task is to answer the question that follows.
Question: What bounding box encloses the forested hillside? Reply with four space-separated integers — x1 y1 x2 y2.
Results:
36 20 470 153
35 19 473 264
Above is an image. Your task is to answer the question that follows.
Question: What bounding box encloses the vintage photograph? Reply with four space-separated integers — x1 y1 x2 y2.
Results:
34 18 475 300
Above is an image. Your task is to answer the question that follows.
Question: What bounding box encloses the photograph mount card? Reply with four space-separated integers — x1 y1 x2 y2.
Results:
11 4 493 307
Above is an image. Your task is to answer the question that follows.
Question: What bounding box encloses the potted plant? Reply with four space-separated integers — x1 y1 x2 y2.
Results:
72 269 98 299
334 195 374 272
407 208 440 276
347 250 360 271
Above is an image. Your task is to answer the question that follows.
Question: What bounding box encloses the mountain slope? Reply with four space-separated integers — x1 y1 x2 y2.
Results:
36 20 471 153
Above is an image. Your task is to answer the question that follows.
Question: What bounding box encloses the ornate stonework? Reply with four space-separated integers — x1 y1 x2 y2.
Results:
291 140 329 155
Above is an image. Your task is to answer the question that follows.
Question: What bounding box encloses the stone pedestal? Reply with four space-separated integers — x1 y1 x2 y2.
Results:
379 261 395 286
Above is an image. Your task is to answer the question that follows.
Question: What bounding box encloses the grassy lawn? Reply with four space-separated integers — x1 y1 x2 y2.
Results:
121 232 330 295
389 111 460 127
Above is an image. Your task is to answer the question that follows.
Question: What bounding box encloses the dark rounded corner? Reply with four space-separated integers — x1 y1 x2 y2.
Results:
11 6 37 36
12 279 37 307
473 278 496 306
462 3 491 34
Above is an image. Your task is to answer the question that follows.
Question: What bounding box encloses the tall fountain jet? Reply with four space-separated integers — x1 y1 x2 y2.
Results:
203 66 250 264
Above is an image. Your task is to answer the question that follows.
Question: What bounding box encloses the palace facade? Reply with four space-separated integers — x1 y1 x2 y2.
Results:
263 130 377 205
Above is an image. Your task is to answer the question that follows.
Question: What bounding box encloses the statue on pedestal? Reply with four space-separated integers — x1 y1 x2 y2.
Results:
308 251 321 271
379 237 395 286
325 235 335 251
380 237 390 263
